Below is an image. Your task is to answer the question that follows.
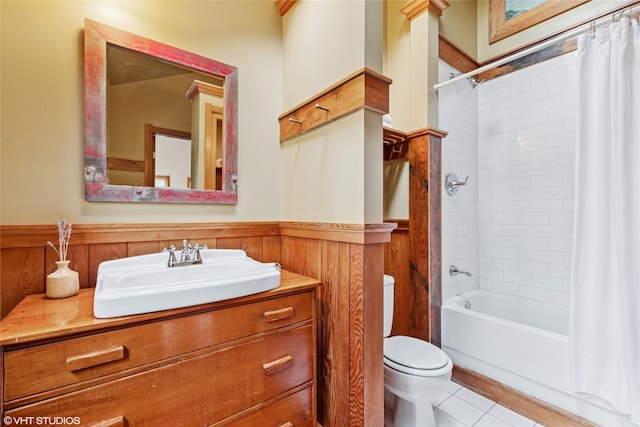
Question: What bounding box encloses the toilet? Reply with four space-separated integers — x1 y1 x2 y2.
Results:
383 274 453 427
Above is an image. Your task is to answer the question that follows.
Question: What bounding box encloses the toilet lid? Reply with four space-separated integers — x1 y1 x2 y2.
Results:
384 336 449 370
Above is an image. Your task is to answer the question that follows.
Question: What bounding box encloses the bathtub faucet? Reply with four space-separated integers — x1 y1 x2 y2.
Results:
163 240 208 267
449 265 472 277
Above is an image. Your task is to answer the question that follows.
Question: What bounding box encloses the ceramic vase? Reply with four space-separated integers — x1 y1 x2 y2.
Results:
46 260 79 299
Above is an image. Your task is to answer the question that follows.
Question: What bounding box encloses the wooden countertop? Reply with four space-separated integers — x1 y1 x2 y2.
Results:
0 270 320 347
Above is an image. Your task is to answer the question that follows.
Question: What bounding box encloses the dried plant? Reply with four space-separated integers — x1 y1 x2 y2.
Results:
47 218 72 262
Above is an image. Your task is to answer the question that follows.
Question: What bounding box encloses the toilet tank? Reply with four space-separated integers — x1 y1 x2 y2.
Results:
383 274 395 337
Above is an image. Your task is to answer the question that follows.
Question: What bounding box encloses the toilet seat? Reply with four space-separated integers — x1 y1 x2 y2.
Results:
384 336 452 377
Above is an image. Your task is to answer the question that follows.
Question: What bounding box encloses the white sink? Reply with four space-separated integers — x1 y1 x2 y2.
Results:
93 249 281 318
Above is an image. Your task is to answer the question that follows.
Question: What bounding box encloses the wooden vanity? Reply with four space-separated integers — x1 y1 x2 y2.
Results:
0 270 319 426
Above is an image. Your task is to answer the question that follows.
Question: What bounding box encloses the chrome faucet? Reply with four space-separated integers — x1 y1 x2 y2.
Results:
449 265 472 277
163 240 208 267
445 173 469 196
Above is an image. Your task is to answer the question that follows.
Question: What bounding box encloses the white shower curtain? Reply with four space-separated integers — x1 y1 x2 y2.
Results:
570 16 640 425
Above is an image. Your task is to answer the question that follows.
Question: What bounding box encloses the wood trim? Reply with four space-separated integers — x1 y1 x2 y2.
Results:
143 124 191 188
479 38 578 82
452 365 597 427
408 126 447 140
279 222 396 245
401 0 450 20
439 36 479 74
442 7 640 84
440 33 577 84
275 0 298 16
385 219 409 230
489 0 590 44
0 222 281 248
106 157 144 173
185 80 224 101
278 68 392 143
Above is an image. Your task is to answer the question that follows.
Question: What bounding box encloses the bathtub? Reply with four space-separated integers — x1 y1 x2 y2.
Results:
441 289 634 427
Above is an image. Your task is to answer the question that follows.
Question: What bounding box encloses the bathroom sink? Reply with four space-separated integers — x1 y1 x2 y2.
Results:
94 249 281 318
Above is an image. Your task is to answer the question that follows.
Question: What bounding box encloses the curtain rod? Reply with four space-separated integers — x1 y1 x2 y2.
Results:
434 3 639 91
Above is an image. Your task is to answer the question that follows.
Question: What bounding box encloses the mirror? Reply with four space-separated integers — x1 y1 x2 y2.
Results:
84 19 238 204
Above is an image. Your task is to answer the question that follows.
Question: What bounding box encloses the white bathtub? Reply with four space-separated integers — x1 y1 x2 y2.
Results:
441 289 634 427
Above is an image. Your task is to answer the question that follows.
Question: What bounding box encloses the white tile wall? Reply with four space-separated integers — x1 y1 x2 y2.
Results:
439 61 479 300
439 52 577 306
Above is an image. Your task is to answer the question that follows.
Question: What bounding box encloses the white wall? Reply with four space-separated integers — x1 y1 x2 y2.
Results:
440 52 577 306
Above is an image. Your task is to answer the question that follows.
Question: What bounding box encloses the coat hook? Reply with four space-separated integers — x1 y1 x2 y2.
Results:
288 117 302 124
314 104 330 111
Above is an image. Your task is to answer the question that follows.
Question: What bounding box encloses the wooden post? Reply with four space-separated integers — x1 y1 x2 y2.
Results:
408 127 446 346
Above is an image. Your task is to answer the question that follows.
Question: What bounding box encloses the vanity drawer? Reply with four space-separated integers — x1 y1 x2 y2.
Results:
217 386 315 427
5 325 313 426
3 291 313 402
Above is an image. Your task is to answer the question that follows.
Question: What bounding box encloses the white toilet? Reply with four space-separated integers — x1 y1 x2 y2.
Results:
383 274 453 427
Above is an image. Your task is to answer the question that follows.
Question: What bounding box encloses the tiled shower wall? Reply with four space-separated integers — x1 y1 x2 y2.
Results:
439 61 479 300
439 52 577 306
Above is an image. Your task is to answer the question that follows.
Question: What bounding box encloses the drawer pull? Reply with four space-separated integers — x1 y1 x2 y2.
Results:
263 306 295 323
262 355 293 376
66 345 125 372
279 423 293 427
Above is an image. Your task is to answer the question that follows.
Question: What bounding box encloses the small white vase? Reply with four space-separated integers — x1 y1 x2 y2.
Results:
46 260 79 299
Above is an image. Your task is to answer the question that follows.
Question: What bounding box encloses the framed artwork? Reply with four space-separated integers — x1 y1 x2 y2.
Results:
489 0 590 43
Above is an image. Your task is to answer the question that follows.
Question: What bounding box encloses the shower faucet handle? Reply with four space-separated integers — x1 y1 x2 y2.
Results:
449 265 472 277
445 173 469 196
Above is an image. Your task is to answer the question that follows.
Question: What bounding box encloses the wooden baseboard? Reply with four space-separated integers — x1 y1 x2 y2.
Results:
452 365 597 427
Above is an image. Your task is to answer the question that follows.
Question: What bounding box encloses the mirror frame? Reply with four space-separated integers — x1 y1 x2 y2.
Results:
84 19 238 204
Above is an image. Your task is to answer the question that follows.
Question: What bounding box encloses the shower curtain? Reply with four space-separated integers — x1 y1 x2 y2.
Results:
570 16 640 425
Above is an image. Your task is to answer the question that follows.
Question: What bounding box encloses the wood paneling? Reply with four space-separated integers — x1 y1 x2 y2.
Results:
280 223 391 427
1 221 394 427
384 220 411 337
0 247 45 318
0 223 282 318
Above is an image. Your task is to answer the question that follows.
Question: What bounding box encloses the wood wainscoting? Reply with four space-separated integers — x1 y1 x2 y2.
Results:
0 221 396 427
280 222 396 427
0 222 282 319
384 219 411 337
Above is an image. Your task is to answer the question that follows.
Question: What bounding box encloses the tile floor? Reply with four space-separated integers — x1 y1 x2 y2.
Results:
435 381 545 427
